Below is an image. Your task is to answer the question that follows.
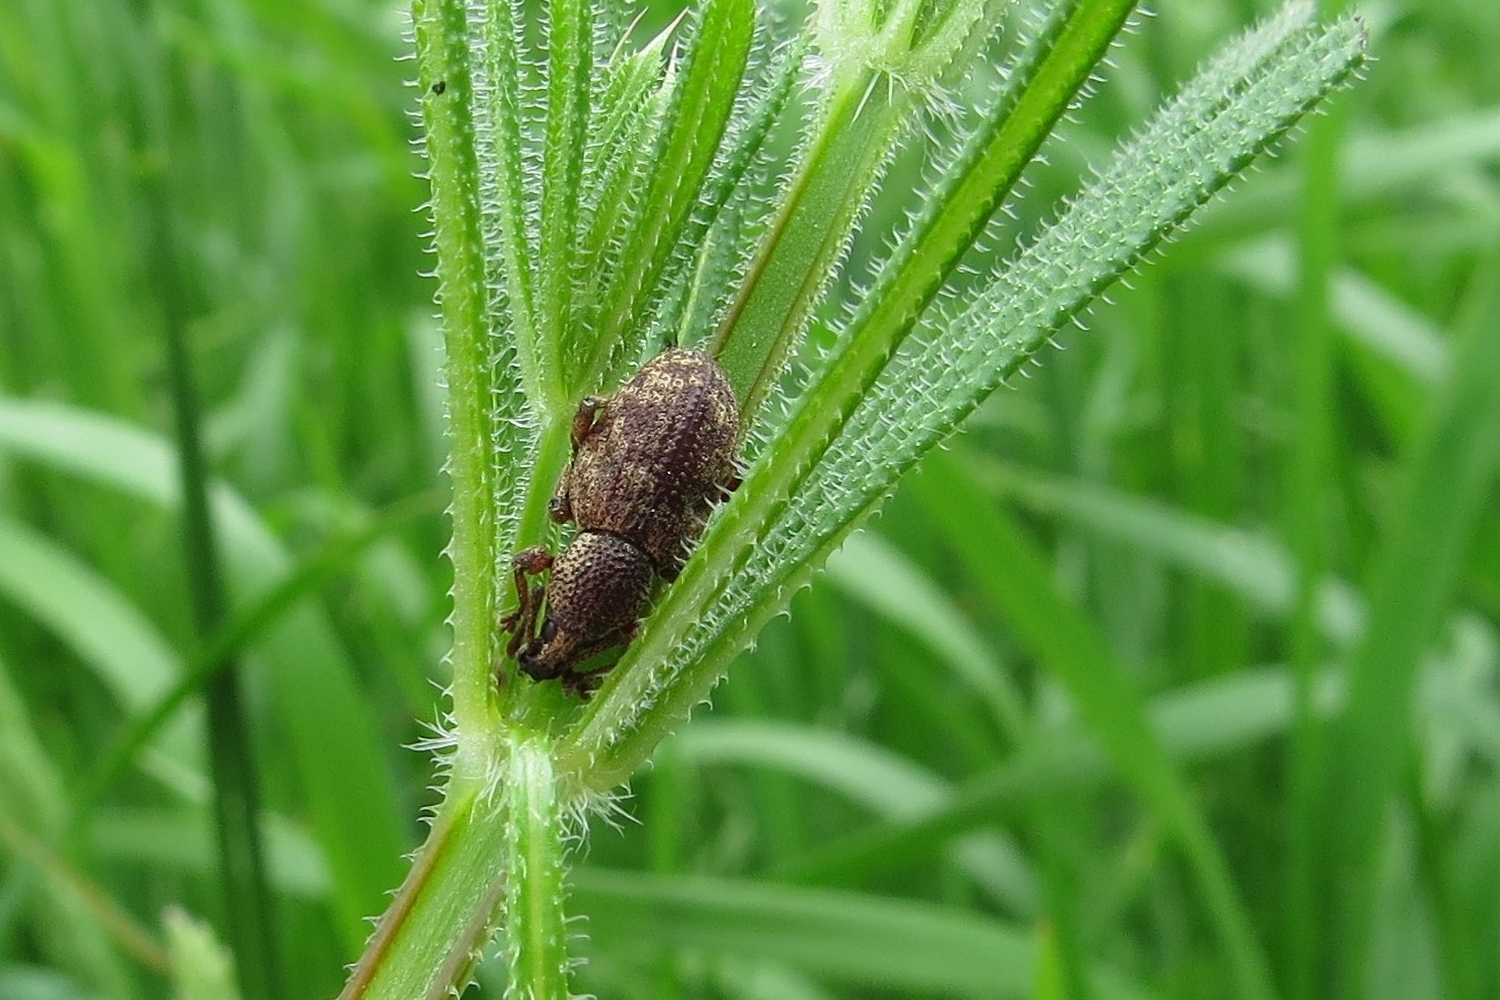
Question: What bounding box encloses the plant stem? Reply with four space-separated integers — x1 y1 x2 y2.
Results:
414 0 500 729
152 152 283 1000
338 766 511 1000
503 735 571 1000
1284 85 1341 1000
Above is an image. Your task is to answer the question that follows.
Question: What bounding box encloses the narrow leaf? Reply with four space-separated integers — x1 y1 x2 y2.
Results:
582 0 756 387
561 5 1367 793
1325 259 1500 992
574 869 1155 1000
414 0 501 727
0 401 407 954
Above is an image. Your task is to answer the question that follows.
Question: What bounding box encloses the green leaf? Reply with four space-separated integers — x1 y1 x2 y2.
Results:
561 4 1367 799
910 450 1275 1000
0 401 406 955
671 719 1039 913
536 0 593 395
414 0 503 731
573 869 1156 1000
577 29 678 331
1325 258 1500 992
825 530 1026 737
473 0 543 401
582 0 756 387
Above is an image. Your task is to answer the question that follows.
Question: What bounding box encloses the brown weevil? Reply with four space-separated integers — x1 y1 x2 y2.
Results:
500 347 740 692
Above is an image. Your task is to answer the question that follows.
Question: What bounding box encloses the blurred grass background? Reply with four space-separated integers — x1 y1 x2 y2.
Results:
2 1 1499 998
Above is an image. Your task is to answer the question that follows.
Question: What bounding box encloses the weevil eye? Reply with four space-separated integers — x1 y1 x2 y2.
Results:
540 619 557 642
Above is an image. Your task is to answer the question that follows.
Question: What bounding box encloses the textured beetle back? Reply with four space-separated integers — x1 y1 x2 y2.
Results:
566 348 739 571
506 348 741 688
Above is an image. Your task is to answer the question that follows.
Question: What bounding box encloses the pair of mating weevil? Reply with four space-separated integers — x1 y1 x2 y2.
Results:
500 347 740 693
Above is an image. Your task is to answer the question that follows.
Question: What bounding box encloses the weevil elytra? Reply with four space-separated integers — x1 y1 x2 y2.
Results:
500 347 740 692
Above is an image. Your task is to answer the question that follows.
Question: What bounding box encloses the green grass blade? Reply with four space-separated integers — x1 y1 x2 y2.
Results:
1220 239 1450 388
574 869 1155 1000
1325 259 1500 994
159 208 282 1000
974 459 1366 644
0 516 184 717
825 531 1026 740
68 492 443 826
90 806 333 903
1283 82 1345 1000
0 401 407 955
784 664 1337 884
0 808 169 981
672 720 1039 912
911 450 1276 1000
0 654 133 998
583 0 756 386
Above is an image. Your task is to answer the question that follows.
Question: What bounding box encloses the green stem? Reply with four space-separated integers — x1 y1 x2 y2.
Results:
709 69 906 414
503 735 571 1000
1284 86 1341 1000
538 0 591 401
152 147 283 1000
336 4 519 988
337 762 511 1000
414 0 500 730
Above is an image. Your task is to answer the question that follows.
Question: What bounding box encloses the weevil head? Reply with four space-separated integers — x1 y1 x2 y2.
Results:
514 531 654 685
514 618 574 681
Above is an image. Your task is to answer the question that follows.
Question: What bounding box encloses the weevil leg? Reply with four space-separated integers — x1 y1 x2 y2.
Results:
570 396 606 449
516 619 568 681
560 621 640 697
499 547 553 656
548 479 574 524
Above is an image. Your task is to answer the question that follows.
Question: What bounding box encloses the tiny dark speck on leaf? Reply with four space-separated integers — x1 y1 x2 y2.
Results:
431 80 447 95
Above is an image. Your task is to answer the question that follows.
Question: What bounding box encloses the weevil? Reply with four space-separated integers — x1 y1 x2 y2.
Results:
500 348 740 692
